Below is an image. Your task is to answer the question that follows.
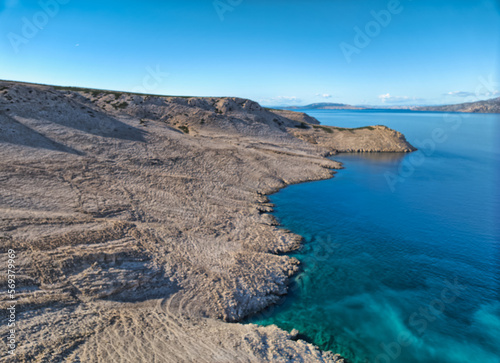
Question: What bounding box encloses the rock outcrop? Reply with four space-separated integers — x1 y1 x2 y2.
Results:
290 125 416 153
265 108 321 125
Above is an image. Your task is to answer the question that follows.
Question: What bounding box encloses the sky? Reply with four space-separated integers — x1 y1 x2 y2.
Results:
0 0 499 106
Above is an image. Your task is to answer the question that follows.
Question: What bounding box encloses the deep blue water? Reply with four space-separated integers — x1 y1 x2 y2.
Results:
251 110 500 363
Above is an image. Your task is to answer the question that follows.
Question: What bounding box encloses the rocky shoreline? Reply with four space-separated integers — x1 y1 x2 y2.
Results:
0 80 414 362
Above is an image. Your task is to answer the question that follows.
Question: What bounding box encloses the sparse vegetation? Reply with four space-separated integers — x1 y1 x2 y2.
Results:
113 102 129 109
272 118 284 126
354 126 375 131
264 107 285 113
51 84 192 98
332 126 375 133
178 125 189 134
312 125 334 133
295 122 309 129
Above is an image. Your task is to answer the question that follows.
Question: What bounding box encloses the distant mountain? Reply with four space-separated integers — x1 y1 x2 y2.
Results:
410 97 500 114
282 103 364 110
280 97 500 114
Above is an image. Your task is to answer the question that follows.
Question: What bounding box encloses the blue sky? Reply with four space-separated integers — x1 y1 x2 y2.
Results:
0 0 499 106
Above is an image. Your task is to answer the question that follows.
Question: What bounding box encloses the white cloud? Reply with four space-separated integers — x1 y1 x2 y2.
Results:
445 91 476 97
445 90 499 98
259 96 301 105
378 93 392 102
378 93 407 103
275 96 300 102
315 93 333 99
378 93 425 104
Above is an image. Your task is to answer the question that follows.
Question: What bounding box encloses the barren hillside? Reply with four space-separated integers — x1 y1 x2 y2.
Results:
0 80 414 362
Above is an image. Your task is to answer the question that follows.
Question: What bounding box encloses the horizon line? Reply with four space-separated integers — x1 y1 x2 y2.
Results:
1 78 497 110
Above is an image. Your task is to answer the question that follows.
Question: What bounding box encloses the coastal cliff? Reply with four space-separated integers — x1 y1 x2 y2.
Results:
290 125 416 153
0 80 414 362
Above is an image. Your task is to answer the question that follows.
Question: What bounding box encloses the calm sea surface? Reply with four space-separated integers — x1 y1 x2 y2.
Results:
250 110 500 363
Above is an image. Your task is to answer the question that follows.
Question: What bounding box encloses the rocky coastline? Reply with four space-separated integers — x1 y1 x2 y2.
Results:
0 80 415 362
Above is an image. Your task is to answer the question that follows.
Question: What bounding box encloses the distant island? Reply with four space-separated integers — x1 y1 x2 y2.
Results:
280 97 500 114
411 97 500 113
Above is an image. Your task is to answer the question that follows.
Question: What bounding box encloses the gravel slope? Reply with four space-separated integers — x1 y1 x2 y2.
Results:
0 81 414 362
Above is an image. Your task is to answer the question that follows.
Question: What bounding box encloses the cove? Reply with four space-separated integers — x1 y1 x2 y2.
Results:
250 110 500 363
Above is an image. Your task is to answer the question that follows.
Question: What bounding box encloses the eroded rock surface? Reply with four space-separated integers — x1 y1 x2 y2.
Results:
0 81 414 362
290 125 416 153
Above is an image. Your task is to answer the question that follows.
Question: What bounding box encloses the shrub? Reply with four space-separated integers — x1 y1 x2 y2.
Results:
313 125 334 133
178 125 189 134
113 102 129 109
295 122 309 129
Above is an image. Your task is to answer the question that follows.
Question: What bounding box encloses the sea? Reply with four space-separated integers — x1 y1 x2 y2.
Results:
250 110 500 363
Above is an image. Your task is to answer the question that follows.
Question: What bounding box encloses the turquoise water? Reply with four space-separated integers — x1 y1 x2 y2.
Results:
250 110 500 363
